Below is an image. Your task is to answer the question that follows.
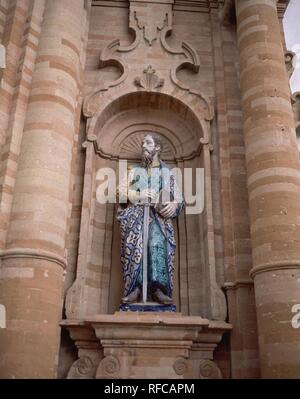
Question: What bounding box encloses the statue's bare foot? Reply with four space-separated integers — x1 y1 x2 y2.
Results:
121 287 141 303
152 289 173 304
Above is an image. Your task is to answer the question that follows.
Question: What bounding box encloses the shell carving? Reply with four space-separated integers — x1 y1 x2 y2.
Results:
135 65 164 91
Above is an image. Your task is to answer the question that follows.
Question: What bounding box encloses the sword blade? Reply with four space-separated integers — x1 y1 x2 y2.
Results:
142 204 150 303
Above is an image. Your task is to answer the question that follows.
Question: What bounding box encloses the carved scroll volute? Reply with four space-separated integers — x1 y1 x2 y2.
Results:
83 0 214 122
67 356 96 379
199 359 222 379
173 357 188 377
96 355 121 379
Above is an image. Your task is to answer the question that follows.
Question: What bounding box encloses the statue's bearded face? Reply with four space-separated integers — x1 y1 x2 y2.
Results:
141 134 160 167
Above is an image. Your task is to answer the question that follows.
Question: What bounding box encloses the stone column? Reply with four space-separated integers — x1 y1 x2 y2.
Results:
0 0 86 378
235 0 300 378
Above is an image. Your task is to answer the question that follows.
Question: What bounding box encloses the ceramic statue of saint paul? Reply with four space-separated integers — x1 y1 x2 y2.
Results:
117 133 184 312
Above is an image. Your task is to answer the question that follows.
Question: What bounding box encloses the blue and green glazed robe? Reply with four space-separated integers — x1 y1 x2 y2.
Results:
117 161 184 300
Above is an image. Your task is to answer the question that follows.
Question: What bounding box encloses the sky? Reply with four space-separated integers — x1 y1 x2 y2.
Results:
283 0 300 93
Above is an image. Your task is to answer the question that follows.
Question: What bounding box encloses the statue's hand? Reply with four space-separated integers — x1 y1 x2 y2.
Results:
159 202 177 219
139 189 158 203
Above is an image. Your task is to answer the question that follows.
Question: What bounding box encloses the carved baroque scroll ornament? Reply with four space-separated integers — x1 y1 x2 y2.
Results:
83 0 213 121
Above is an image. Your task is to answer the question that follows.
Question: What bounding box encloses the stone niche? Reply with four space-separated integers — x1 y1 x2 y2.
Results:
66 90 226 321
62 0 231 379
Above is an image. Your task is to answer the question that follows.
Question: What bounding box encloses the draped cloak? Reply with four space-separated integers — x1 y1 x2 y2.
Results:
117 161 184 298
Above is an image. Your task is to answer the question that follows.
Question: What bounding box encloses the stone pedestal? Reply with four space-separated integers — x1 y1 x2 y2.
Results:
62 312 231 379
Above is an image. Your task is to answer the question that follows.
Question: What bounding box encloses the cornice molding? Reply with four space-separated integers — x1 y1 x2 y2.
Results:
91 0 290 16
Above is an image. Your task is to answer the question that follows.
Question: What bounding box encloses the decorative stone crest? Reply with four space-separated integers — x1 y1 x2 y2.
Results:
132 9 170 46
83 0 214 121
134 65 164 91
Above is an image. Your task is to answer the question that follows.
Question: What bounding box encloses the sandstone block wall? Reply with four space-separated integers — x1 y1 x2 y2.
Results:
0 0 296 379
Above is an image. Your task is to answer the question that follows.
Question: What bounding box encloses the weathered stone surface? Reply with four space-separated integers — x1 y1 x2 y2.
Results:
62 312 231 379
0 0 88 378
0 0 296 380
236 0 300 378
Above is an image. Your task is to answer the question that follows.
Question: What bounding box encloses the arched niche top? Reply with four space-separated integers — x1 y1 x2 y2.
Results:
86 91 211 162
